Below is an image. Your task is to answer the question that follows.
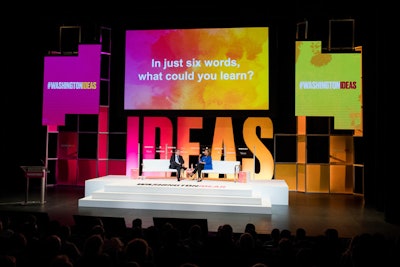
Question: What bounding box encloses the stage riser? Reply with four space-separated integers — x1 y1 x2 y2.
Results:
90 191 263 205
79 176 289 215
78 197 271 214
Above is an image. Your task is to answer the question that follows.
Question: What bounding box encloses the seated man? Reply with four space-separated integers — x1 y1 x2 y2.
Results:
169 148 187 181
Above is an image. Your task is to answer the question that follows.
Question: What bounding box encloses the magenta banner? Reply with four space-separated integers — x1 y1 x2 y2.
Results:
42 44 102 126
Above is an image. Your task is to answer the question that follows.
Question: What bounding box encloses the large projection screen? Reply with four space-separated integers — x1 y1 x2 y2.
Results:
124 27 269 110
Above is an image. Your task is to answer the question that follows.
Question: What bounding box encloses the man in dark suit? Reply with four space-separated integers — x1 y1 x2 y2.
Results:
169 148 187 181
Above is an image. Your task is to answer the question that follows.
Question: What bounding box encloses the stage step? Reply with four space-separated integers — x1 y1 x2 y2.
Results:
104 183 254 197
78 195 271 214
91 190 262 205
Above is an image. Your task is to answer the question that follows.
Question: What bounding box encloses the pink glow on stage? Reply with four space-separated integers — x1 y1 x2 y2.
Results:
126 117 140 176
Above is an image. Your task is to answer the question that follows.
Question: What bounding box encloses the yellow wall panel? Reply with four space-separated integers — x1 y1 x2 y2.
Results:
275 163 297 191
297 163 306 192
306 164 330 193
330 165 354 193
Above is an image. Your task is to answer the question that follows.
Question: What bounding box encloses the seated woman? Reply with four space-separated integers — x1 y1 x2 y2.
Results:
190 148 212 182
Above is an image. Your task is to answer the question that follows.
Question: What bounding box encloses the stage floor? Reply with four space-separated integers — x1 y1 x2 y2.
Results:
1 184 400 239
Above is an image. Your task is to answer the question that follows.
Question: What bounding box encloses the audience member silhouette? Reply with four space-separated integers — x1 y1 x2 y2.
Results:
5 232 29 267
340 232 396 267
122 237 155 267
314 228 343 267
76 234 113 267
208 224 237 266
103 236 125 266
251 263 269 267
235 232 263 267
183 224 205 266
263 228 281 249
38 234 63 266
126 218 144 240
156 225 191 267
293 227 314 249
0 255 17 267
244 223 263 250
49 254 74 267
58 224 82 265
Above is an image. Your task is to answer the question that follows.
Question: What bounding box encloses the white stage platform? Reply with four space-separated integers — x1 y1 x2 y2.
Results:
78 175 289 215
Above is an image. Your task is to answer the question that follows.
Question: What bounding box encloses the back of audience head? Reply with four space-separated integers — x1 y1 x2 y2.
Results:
82 234 104 256
0 255 16 267
271 228 280 239
238 232 255 249
49 254 73 267
58 224 73 241
125 237 150 263
295 227 306 239
179 263 199 267
188 224 202 240
324 228 339 240
251 263 269 267
132 218 142 229
280 229 291 239
90 224 106 239
217 224 234 241
245 223 256 234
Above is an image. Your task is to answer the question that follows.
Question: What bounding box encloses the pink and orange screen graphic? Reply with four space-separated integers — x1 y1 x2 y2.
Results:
124 27 269 110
